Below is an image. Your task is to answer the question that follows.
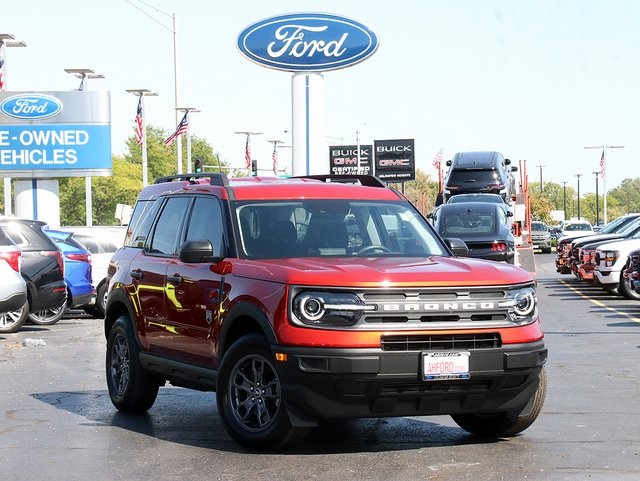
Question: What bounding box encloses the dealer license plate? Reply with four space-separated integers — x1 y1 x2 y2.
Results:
422 351 470 381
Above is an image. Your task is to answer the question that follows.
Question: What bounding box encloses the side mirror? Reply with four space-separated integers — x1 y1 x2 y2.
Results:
445 237 469 257
446 159 452 166
505 158 511 165
511 166 518 172
179 239 221 263
506 210 514 217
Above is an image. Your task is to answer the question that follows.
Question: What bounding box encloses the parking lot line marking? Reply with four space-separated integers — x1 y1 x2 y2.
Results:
559 280 640 325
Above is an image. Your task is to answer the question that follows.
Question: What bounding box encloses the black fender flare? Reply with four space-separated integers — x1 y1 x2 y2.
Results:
218 301 278 356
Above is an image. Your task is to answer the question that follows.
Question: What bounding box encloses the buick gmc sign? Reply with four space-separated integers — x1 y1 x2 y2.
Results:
0 94 63 121
237 13 378 71
374 139 416 182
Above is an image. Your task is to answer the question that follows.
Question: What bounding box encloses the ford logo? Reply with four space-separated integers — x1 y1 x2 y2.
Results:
237 13 379 72
0 94 63 121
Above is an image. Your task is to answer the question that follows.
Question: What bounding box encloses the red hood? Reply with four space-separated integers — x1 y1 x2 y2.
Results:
230 256 533 287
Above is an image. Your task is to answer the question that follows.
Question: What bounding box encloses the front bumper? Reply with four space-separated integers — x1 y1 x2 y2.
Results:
594 269 620 286
274 340 547 424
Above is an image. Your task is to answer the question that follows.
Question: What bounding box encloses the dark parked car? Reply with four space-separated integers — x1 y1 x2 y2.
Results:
433 202 515 263
443 151 517 202
44 229 95 311
0 228 28 333
0 218 67 326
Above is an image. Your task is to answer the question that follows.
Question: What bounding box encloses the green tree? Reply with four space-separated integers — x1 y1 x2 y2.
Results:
124 127 225 182
388 169 439 215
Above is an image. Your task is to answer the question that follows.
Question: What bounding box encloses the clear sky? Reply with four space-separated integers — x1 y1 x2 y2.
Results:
4 0 639 193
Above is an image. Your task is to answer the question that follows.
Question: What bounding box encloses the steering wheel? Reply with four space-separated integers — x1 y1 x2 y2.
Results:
355 245 392 255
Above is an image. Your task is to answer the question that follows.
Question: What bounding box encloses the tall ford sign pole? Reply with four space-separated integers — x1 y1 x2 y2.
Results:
237 13 378 176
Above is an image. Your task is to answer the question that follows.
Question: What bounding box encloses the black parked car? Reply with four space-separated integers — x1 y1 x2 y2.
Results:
433 202 515 263
0 218 67 325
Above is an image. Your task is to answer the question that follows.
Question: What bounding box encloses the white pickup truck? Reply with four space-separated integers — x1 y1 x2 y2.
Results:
594 237 640 300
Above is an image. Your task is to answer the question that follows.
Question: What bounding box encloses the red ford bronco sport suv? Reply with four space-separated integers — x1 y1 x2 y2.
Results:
104 173 547 449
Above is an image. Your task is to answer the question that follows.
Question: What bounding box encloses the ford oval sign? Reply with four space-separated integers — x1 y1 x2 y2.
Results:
237 13 378 72
0 94 63 121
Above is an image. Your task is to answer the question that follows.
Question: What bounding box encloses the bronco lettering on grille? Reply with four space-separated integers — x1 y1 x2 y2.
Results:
381 302 497 312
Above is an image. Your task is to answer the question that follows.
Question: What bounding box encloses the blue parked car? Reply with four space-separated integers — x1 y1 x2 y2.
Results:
45 229 95 311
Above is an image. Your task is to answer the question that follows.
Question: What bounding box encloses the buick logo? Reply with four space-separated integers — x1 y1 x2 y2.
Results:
237 13 379 72
0 94 63 120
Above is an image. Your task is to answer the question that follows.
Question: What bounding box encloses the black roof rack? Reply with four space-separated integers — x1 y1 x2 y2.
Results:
294 174 387 188
155 172 229 187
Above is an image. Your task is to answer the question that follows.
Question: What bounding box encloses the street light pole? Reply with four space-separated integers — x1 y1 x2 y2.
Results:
584 144 624 224
592 171 600 226
562 181 567 220
535 164 546 193
176 107 200 173
127 2 181 174
1 33 27 217
66 68 105 226
64 68 104 91
127 89 158 187
575 174 583 219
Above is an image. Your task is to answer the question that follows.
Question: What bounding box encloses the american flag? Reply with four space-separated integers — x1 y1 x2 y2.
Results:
244 136 251 170
0 40 6 92
164 112 189 147
134 97 144 146
272 143 278 175
432 147 443 171
600 149 605 177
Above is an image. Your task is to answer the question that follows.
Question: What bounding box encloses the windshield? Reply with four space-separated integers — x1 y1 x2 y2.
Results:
563 223 592 232
531 222 548 231
233 200 448 259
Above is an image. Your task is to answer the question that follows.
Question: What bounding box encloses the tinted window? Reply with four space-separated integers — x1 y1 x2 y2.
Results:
184 197 225 257
0 222 56 251
149 197 192 255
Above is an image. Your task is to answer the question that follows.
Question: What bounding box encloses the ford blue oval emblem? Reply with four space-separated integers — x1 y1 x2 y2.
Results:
0 94 63 121
237 13 379 72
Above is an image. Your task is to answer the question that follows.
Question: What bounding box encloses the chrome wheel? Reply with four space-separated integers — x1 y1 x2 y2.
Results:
0 302 29 333
28 300 67 325
229 354 282 432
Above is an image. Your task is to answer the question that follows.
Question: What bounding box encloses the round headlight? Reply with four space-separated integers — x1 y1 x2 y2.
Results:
299 295 325 321
512 289 536 317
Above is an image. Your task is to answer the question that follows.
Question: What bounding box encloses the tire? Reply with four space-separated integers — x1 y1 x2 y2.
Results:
106 315 159 413
28 299 67 325
84 283 107 319
619 267 640 300
451 367 547 438
0 301 29 333
216 333 308 450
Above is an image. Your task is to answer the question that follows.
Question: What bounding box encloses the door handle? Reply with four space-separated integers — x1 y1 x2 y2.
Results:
130 269 142 279
167 274 183 284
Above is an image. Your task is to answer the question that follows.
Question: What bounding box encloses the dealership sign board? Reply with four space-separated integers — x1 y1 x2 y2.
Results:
374 139 415 182
237 13 378 72
329 144 372 175
0 91 111 177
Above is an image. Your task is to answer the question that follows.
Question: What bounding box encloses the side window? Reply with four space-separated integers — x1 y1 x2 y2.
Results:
125 199 161 248
184 197 225 257
148 197 191 255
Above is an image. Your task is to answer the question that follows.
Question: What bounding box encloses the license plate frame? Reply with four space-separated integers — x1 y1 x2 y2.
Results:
421 351 470 381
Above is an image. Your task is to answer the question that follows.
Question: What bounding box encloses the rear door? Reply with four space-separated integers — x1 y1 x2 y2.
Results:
136 196 192 355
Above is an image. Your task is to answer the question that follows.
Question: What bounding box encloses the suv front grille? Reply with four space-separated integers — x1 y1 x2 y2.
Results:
381 333 502 351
